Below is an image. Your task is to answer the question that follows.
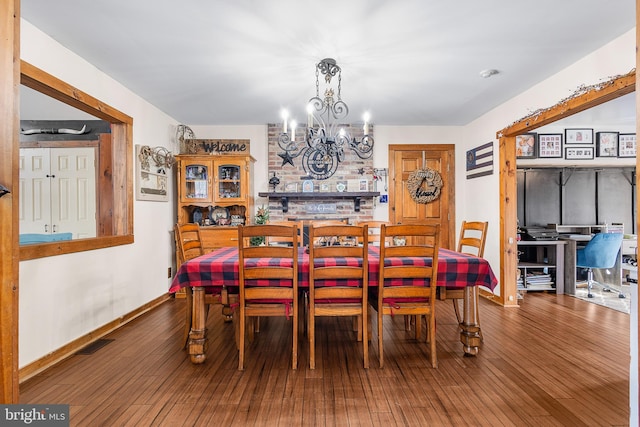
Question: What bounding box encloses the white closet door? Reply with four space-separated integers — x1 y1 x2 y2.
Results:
51 147 97 239
19 148 51 234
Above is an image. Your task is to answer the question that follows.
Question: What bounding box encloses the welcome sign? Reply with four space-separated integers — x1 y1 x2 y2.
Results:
183 139 250 155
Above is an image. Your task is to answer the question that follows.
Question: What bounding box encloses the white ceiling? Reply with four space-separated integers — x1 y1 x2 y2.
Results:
20 0 636 127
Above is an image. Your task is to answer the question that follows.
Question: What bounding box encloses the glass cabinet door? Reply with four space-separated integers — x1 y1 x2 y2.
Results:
183 162 211 201
215 162 242 201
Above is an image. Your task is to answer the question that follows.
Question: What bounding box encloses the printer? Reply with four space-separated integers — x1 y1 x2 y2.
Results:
520 226 559 241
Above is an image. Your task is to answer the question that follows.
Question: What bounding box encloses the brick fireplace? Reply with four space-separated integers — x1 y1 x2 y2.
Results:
263 123 378 224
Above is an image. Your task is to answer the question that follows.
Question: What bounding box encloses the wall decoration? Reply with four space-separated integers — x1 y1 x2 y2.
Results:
618 133 636 158
565 128 593 145
319 183 330 192
302 180 314 192
596 131 619 157
538 134 563 158
285 182 298 192
336 181 347 192
407 168 443 204
136 144 174 202
565 146 594 160
179 138 251 155
466 141 493 179
359 179 369 191
515 134 537 159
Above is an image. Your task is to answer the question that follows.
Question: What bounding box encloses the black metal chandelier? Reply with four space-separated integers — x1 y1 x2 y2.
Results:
277 58 374 180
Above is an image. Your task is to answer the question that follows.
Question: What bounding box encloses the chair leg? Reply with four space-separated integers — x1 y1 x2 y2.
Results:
428 313 437 368
362 310 369 369
587 268 595 298
238 308 246 371
452 299 462 324
378 309 384 368
292 302 298 370
309 302 316 369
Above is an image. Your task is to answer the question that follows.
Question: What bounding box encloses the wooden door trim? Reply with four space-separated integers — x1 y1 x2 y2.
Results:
0 0 20 403
388 144 455 249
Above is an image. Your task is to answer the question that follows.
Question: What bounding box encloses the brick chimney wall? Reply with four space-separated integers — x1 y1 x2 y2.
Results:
265 123 376 224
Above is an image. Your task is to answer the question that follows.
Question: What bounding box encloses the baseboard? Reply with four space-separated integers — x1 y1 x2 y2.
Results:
19 293 172 383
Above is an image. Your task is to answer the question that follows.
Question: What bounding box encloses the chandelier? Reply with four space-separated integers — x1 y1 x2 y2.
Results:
277 58 374 180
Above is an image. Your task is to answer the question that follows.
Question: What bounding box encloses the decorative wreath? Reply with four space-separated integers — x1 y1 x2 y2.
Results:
407 168 443 204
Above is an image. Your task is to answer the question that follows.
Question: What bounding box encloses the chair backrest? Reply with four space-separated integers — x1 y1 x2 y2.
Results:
356 220 390 246
378 224 441 300
308 224 368 294
237 224 299 297
267 220 304 247
175 223 204 266
577 232 624 269
457 221 488 257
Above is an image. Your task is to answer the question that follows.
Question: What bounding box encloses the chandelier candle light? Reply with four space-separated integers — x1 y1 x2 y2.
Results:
278 58 374 180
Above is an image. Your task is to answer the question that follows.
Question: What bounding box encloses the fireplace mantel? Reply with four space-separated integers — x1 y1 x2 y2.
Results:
258 191 380 213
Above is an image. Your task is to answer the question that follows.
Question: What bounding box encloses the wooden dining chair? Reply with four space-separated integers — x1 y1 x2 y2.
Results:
371 224 440 368
175 223 230 349
237 224 299 370
439 221 488 333
267 220 303 247
308 223 369 369
356 220 390 246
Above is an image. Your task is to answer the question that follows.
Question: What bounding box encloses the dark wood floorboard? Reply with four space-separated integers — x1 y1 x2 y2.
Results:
19 293 630 426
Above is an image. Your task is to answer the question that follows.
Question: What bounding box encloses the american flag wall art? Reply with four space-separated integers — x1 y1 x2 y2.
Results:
466 142 493 179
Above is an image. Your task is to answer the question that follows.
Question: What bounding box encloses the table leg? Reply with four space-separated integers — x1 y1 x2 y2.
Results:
459 286 481 356
188 287 207 364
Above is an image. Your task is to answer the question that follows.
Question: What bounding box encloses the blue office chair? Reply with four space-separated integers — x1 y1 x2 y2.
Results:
576 233 624 298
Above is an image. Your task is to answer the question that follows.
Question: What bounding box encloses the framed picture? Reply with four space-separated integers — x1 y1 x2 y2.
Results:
538 134 563 158
515 133 537 159
565 128 593 145
302 180 314 192
135 144 169 202
565 146 594 160
284 182 298 192
319 183 330 192
359 179 369 191
596 131 619 157
618 133 637 158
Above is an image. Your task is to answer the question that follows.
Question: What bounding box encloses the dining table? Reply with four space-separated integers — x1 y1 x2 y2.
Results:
170 245 498 364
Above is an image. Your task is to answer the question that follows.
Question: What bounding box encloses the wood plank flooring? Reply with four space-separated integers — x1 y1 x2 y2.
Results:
19 293 630 426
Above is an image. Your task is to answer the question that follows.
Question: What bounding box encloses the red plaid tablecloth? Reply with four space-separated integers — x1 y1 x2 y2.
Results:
169 246 497 293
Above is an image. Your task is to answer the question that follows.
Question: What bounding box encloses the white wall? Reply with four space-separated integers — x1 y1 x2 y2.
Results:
19 21 180 367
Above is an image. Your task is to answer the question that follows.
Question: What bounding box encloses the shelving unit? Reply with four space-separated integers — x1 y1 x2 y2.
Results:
517 240 567 294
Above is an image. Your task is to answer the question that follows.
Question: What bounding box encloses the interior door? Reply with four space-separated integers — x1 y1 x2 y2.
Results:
389 144 455 249
19 147 97 238
19 148 50 234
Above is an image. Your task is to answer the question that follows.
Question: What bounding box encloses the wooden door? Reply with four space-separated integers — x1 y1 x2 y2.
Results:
389 144 455 249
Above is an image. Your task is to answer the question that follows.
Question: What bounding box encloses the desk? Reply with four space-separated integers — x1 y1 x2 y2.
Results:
170 246 498 363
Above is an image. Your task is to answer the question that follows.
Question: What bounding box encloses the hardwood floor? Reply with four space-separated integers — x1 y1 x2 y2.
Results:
19 293 630 426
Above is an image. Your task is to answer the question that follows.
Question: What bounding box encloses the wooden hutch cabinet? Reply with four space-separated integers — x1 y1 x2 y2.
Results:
176 154 255 252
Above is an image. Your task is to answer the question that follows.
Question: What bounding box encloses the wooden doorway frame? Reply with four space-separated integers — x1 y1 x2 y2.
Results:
0 0 19 403
497 72 636 308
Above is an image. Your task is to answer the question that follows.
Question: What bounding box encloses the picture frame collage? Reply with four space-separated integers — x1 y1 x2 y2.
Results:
516 129 636 160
